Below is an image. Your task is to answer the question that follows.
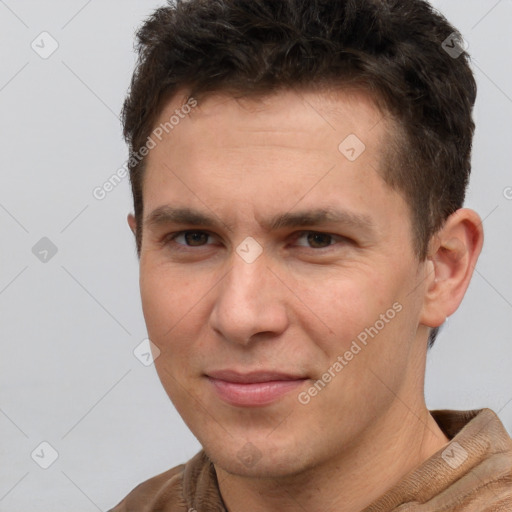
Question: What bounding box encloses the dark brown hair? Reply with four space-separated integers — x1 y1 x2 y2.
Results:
122 0 477 348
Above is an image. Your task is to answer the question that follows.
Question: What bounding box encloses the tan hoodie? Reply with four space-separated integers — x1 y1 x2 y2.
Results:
109 408 512 511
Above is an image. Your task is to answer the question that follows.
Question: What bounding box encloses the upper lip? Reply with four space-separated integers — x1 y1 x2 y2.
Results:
206 370 307 383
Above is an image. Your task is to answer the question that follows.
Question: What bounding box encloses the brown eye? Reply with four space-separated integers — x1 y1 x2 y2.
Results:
170 231 212 247
292 231 352 252
183 231 209 246
306 232 333 249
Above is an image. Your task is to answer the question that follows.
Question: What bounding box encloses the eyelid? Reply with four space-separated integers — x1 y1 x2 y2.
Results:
291 230 351 247
165 230 217 246
163 229 351 250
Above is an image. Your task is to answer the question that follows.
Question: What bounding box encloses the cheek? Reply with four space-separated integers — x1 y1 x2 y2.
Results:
295 270 392 346
139 262 198 344
140 267 208 401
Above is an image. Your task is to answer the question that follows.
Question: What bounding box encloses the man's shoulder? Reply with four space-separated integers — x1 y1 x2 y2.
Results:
363 408 512 511
107 459 189 512
108 449 225 512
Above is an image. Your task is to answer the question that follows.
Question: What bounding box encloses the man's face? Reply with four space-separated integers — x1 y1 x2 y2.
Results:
136 89 431 477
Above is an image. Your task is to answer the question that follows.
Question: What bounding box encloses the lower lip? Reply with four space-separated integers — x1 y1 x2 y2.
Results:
207 377 307 407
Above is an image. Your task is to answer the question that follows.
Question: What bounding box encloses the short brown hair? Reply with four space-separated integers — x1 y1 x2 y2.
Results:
122 0 477 348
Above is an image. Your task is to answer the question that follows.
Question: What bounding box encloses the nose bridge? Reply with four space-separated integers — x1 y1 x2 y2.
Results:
210 246 288 343
223 247 271 309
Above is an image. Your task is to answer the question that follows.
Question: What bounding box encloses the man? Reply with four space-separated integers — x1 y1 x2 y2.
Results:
109 0 512 510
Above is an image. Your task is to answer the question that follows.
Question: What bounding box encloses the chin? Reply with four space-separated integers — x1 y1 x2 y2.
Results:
202 436 318 480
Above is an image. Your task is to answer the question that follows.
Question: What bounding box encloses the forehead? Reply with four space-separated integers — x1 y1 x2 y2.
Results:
141 87 410 239
158 86 389 142
145 87 393 184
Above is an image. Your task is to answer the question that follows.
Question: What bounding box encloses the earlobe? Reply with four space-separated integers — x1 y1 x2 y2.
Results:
420 208 484 328
127 213 137 236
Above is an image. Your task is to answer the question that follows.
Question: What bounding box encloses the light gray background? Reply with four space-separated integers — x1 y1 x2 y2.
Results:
0 1 511 511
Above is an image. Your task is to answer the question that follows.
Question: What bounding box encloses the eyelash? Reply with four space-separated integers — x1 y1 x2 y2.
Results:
163 230 350 252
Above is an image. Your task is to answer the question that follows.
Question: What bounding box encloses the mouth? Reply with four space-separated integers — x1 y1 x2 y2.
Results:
205 370 309 407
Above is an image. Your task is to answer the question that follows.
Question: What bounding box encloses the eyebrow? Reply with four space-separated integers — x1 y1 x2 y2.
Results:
145 206 375 234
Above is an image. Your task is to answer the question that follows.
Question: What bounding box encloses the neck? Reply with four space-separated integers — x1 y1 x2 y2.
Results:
215 401 450 512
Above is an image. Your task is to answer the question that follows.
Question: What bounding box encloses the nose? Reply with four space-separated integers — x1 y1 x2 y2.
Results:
209 249 289 346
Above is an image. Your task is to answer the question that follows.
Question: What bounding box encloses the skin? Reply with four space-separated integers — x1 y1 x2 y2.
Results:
128 88 483 512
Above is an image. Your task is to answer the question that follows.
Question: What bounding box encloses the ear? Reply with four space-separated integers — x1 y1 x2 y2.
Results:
419 208 484 329
127 213 137 236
